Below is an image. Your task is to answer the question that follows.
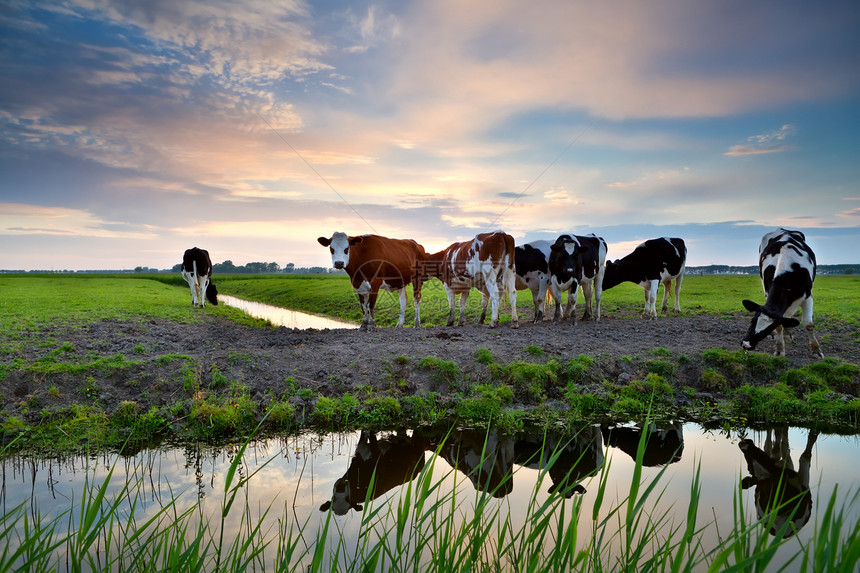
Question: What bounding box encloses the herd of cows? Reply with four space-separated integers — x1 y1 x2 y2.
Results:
180 227 824 357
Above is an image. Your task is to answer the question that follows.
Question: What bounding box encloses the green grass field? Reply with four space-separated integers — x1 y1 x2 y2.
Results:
206 273 860 328
2 273 858 330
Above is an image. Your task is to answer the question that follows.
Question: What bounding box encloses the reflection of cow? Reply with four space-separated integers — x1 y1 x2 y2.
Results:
739 427 817 538
320 431 427 515
428 428 515 498
601 422 684 466
514 425 604 497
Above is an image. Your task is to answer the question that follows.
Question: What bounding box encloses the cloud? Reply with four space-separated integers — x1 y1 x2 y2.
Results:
0 203 153 239
725 124 797 156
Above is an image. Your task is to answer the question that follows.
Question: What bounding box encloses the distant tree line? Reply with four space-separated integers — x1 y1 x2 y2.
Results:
166 261 333 274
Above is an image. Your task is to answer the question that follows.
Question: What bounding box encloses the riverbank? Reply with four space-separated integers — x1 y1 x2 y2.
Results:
2 307 859 453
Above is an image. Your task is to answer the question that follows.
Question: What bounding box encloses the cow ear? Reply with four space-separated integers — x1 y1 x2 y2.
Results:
550 243 562 251
318 237 332 247
781 317 801 328
320 500 331 512
742 300 760 313
349 236 363 246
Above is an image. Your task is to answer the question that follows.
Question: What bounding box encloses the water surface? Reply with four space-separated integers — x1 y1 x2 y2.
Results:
219 294 357 329
2 423 858 570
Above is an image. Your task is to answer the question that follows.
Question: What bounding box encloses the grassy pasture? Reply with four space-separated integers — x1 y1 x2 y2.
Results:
208 273 860 328
3 273 857 330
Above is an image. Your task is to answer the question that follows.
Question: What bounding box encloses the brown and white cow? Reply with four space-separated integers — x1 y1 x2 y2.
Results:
423 231 518 328
318 232 427 331
180 247 218 308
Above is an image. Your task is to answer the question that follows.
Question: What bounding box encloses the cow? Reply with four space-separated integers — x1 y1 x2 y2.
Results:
547 234 607 324
602 237 686 320
317 233 427 331
180 247 218 308
601 422 684 467
320 431 428 515
741 228 823 357
427 428 515 498
739 427 817 538
423 231 519 328
514 240 552 323
514 425 604 497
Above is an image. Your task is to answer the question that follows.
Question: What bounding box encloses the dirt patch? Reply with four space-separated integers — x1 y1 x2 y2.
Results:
4 310 858 426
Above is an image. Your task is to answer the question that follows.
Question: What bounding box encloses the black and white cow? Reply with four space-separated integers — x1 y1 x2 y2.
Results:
181 247 218 308
741 228 823 357
547 234 607 324
514 240 552 323
602 237 686 319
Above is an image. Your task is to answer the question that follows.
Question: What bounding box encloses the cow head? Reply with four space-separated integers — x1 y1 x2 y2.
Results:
318 232 362 270
319 477 360 515
205 282 218 306
741 300 801 350
549 235 589 285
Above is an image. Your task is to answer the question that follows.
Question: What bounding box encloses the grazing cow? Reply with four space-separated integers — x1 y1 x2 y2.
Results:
320 431 428 515
547 234 607 324
514 240 552 323
602 237 686 319
739 427 817 538
601 422 684 467
317 233 427 331
514 425 604 497
742 228 823 357
423 231 519 328
180 247 218 308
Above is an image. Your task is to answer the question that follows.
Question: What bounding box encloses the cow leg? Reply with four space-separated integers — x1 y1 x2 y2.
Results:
551 281 564 324
182 270 198 306
444 285 457 326
484 274 501 328
459 290 471 326
199 275 210 308
643 280 658 319
661 279 671 314
801 297 823 358
672 274 683 313
477 291 490 324
412 281 422 328
565 284 579 325
395 288 407 328
505 267 518 329
580 281 593 321
773 324 786 356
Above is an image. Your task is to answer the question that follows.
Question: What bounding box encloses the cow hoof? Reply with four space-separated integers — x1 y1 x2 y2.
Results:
510 322 519 330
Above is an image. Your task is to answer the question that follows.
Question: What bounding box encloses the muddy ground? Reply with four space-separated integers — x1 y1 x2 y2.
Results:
4 309 858 427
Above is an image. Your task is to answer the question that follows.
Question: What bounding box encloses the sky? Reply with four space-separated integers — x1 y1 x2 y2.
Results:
2 0 859 271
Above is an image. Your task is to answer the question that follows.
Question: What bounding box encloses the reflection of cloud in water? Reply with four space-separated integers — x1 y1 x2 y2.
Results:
219 295 357 329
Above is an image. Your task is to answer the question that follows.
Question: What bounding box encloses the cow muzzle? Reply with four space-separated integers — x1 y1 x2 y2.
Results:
334 261 345 270
741 340 752 350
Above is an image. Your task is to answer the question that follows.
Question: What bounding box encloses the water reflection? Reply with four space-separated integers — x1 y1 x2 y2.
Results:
320 430 428 515
601 421 684 466
514 426 604 497
1 424 858 570
219 294 357 329
739 426 817 538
